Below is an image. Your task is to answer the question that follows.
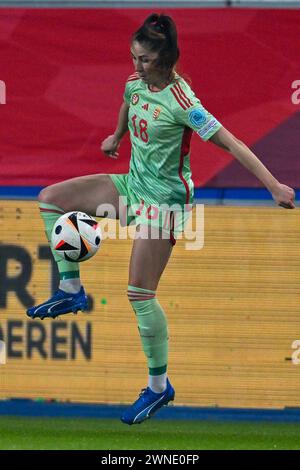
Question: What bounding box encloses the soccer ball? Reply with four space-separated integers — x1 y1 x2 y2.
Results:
51 211 101 262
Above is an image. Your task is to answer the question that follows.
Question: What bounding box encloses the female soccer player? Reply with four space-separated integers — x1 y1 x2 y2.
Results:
27 13 295 425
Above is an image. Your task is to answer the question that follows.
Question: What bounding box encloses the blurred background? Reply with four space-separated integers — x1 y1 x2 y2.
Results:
0 0 300 443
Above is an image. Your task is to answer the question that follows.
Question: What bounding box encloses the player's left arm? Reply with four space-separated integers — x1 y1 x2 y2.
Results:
209 127 296 209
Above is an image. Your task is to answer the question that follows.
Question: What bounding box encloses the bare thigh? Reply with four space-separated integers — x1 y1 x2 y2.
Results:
129 225 173 291
38 174 121 218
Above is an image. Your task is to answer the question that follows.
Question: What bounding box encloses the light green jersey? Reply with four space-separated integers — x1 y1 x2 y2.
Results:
124 73 222 207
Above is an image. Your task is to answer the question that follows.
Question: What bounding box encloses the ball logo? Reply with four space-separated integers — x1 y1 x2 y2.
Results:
188 109 206 128
131 93 139 105
51 211 101 262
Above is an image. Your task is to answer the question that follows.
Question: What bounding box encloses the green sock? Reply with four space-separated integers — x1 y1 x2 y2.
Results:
39 202 80 281
127 285 168 376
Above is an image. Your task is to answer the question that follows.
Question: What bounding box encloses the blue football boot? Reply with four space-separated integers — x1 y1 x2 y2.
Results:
121 378 175 425
26 287 88 320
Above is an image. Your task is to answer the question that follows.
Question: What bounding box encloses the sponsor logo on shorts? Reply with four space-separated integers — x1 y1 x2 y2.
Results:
131 93 139 105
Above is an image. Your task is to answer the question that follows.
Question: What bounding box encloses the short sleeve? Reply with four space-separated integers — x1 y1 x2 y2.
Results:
123 72 140 105
172 80 222 141
124 81 131 105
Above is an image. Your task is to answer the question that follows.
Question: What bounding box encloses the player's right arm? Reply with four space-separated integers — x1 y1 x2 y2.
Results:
101 100 129 159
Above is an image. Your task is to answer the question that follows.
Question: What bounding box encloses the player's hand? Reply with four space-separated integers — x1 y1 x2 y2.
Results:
271 183 296 209
101 134 120 159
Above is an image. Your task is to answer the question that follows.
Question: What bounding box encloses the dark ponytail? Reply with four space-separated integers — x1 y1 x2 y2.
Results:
132 13 180 82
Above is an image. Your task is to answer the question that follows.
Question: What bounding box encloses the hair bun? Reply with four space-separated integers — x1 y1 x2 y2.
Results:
132 13 179 82
150 20 165 32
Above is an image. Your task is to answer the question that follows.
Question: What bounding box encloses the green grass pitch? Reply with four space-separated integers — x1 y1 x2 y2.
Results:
0 416 300 450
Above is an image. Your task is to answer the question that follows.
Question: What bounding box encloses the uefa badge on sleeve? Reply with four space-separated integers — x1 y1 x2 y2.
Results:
0 341 6 365
188 109 206 127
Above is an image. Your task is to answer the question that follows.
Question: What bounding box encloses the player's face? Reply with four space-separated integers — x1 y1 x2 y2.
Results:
131 41 164 86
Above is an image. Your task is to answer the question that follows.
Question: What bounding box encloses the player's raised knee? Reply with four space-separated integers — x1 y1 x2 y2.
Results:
38 186 52 203
38 186 62 207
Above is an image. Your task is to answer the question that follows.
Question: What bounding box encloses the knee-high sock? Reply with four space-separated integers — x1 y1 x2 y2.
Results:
127 285 168 376
39 202 80 281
